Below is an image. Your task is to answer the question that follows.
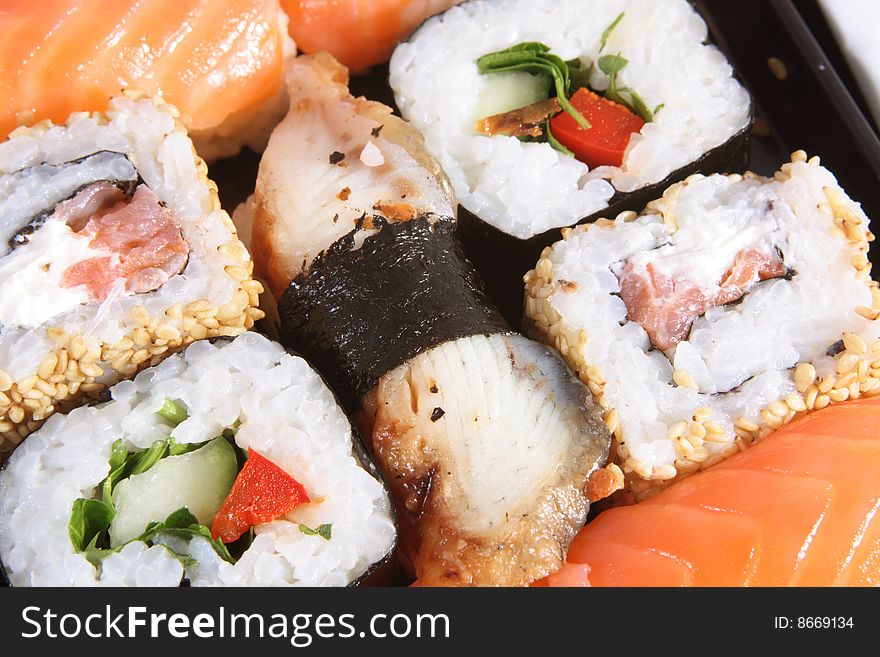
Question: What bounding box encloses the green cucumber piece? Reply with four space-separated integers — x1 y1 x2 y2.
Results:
474 71 552 121
108 437 237 546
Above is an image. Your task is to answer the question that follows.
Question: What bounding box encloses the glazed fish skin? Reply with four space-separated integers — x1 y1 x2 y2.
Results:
544 397 880 587
252 51 454 296
360 334 610 587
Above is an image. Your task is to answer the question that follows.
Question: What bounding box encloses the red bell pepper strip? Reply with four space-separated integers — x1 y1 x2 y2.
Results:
211 448 310 544
549 87 645 168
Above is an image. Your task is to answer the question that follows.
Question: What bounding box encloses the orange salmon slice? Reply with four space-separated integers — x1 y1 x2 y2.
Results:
540 397 880 587
0 0 286 139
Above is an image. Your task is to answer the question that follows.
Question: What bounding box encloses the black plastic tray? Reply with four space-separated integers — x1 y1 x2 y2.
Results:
696 0 880 226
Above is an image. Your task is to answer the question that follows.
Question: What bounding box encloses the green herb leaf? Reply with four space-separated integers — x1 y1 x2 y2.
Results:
101 462 127 505
566 58 591 93
597 53 654 122
623 87 654 122
653 102 665 115
128 439 168 476
600 12 625 51
167 437 203 457
137 507 234 564
163 507 200 530
101 439 131 505
82 533 120 568
69 498 115 552
545 122 574 157
299 523 332 541
158 398 188 426
108 439 127 471
598 53 629 78
477 42 591 129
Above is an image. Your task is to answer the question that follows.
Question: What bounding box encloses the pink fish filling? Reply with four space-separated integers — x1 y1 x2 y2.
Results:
619 248 786 351
59 182 188 301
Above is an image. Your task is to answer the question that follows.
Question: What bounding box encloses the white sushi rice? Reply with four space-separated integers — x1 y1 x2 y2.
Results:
525 155 880 485
390 0 752 239
0 332 396 586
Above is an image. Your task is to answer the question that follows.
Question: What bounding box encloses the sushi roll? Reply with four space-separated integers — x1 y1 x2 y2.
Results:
0 0 296 161
0 332 397 586
0 93 264 453
540 396 880 587
247 53 611 586
390 0 753 320
524 152 880 497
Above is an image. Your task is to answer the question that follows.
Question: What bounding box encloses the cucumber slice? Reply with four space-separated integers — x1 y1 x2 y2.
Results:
109 437 238 546
474 71 552 121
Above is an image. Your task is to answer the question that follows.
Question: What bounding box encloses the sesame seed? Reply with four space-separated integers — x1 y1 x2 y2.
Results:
673 370 698 390
818 376 836 394
130 349 151 365
704 421 726 435
108 351 133 372
37 356 57 380
734 417 760 433
856 306 879 320
56 350 68 375
586 365 605 385
828 387 849 403
18 376 38 393
768 400 788 417
603 409 619 434
667 421 688 440
794 363 816 393
155 324 181 341
785 394 807 412
837 353 860 375
80 362 104 379
224 264 249 282
131 306 151 327
835 371 858 389
692 406 712 422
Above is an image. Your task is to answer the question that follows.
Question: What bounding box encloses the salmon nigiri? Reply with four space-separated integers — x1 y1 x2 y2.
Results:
282 0 462 72
540 396 880 586
0 0 294 160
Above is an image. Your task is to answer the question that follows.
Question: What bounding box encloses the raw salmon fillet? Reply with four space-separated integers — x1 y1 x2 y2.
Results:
0 0 286 140
619 247 786 350
541 397 880 586
283 0 462 72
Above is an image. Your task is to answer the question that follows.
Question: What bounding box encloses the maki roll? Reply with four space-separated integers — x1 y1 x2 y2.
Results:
390 0 753 320
247 53 611 586
0 94 264 453
0 332 396 586
524 152 880 497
